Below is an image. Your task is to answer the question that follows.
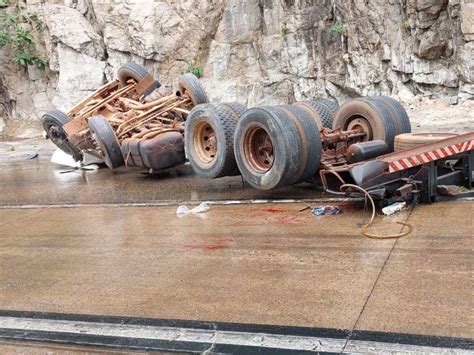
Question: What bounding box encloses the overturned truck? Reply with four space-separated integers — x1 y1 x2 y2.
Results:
42 63 208 171
43 62 473 204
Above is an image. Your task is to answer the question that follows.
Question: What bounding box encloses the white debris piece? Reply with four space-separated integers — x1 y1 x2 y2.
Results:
176 202 210 216
382 202 406 216
51 148 79 168
51 148 103 170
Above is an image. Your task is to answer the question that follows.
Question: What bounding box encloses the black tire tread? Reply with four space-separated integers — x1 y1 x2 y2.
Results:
222 102 247 121
117 62 160 95
178 73 209 106
185 103 239 178
357 98 397 150
42 110 71 127
281 105 322 183
306 100 334 128
210 104 240 177
294 102 324 129
314 99 339 115
88 115 124 169
378 96 411 134
263 106 303 187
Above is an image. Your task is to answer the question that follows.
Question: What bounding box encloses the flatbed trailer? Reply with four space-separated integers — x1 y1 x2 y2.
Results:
320 132 474 203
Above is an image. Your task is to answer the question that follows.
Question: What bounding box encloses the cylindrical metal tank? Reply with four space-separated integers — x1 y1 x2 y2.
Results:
346 140 389 163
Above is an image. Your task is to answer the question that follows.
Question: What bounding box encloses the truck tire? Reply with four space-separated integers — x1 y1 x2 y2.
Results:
42 110 83 161
222 102 247 120
187 103 214 121
367 96 411 136
234 107 301 190
304 100 334 128
333 98 397 150
185 103 242 178
117 62 160 96
378 96 411 134
394 132 458 152
294 101 324 129
178 73 209 106
88 115 124 169
314 98 339 116
278 105 322 183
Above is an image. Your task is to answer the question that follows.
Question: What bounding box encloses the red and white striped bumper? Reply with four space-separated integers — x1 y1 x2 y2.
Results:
388 139 474 173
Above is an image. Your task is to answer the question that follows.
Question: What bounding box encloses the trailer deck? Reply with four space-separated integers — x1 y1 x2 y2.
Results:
320 132 474 203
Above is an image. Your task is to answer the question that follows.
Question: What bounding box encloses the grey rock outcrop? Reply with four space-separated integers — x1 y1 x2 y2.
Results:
0 0 472 135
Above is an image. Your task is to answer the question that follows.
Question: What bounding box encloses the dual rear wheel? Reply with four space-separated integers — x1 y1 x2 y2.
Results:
332 96 411 150
185 103 246 178
234 106 322 190
295 99 339 129
185 96 412 190
185 103 324 190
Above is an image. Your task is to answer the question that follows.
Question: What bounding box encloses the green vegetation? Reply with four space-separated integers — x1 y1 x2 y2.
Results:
181 60 203 78
329 20 346 34
29 12 43 32
0 4 48 69
281 24 289 36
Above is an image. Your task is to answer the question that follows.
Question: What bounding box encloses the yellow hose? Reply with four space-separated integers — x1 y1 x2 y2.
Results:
340 184 413 240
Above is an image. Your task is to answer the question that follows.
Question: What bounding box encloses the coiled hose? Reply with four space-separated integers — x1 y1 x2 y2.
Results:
340 184 413 239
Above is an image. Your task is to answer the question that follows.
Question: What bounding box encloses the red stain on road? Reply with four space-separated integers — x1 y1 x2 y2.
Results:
261 208 286 213
205 245 225 251
184 243 227 252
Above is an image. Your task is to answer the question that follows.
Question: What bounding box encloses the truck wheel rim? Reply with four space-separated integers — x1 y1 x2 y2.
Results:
47 124 67 145
244 126 274 173
194 121 217 164
47 123 78 157
347 117 373 141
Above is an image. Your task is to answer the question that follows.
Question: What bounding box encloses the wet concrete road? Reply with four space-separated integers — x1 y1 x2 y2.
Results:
1 201 473 335
0 149 473 352
0 158 324 207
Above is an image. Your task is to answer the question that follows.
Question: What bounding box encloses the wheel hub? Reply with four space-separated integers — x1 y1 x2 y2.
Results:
193 121 217 164
244 126 274 173
48 125 67 144
45 122 83 161
347 117 372 141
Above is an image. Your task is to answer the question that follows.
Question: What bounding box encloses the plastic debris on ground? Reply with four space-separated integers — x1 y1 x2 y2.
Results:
311 205 341 216
26 153 39 160
382 201 406 216
176 202 210 216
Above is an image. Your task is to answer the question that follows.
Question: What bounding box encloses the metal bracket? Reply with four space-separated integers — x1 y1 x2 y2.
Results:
462 150 473 189
418 162 437 204
135 74 157 96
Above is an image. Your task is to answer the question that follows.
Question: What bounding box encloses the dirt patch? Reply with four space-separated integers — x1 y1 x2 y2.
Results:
0 138 55 162
406 99 474 133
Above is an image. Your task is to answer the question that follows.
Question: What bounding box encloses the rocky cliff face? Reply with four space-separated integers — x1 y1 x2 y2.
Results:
0 0 472 136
